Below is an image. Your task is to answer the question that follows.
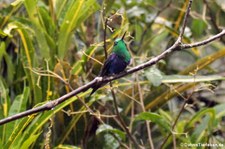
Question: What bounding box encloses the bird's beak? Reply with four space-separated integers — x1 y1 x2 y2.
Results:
121 32 126 41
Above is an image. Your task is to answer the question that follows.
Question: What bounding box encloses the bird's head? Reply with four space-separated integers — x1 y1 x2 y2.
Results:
113 32 127 49
112 32 131 63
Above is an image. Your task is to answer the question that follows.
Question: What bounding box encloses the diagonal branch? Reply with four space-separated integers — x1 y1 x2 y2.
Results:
1 0 225 126
0 29 224 125
181 30 225 48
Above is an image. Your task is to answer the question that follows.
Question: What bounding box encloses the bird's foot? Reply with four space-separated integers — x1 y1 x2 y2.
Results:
123 70 128 73
96 76 103 82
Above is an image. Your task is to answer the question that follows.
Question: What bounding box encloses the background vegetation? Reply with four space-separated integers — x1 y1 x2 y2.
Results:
0 0 225 148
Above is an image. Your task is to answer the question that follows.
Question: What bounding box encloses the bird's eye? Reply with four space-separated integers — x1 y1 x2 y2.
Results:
114 42 118 46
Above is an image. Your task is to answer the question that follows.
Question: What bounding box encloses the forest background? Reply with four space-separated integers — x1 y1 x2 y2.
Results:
0 0 225 148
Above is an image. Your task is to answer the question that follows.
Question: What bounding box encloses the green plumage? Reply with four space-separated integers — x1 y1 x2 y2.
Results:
113 38 131 63
89 32 131 96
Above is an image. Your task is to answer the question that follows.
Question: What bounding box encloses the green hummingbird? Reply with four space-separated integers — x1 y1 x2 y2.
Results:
89 32 131 96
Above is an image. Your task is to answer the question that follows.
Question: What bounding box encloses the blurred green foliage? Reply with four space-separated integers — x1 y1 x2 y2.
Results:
0 0 225 148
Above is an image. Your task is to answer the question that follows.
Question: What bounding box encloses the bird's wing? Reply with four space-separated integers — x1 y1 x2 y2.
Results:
89 54 116 96
99 53 116 76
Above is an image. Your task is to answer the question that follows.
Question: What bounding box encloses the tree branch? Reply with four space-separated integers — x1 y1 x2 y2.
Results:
1 0 225 126
181 30 225 48
178 0 192 40
0 29 224 125
203 0 225 44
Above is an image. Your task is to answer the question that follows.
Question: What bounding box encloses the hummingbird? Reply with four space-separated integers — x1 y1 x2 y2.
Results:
89 32 131 96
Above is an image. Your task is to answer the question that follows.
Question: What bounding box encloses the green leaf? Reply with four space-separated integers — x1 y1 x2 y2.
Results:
191 116 210 143
56 144 81 149
162 75 225 83
96 124 122 149
0 42 15 83
82 46 98 64
55 0 69 20
96 124 126 141
58 0 100 59
0 42 6 64
11 0 24 6
214 103 225 118
23 0 51 59
145 66 163 86
134 112 170 130
2 53 15 83
20 132 41 149
71 60 84 75
38 7 56 37
186 108 215 128
104 0 116 13
0 77 11 143
191 19 207 38
103 133 120 149
0 29 8 38
149 29 169 51
5 87 30 141
23 0 38 22
38 6 57 57
16 92 90 147
8 22 42 103
0 139 2 148
8 87 30 116
4 116 35 148
146 0 156 5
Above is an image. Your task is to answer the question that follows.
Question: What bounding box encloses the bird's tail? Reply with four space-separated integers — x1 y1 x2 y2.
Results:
88 84 101 98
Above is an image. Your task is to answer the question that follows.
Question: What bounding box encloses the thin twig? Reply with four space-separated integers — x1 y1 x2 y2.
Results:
203 0 225 44
76 95 104 124
135 69 154 148
104 18 108 58
110 82 143 148
159 85 196 148
181 30 225 48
